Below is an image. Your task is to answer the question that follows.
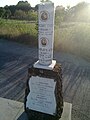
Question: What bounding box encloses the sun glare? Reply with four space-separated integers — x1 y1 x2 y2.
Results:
85 0 90 3
87 4 90 12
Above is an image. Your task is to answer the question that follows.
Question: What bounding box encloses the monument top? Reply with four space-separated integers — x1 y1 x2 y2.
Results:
40 1 54 5
34 2 56 70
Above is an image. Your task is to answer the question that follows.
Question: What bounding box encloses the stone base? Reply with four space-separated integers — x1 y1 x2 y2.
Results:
24 63 63 120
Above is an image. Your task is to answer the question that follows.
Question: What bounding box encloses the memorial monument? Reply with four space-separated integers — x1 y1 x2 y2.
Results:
24 2 63 120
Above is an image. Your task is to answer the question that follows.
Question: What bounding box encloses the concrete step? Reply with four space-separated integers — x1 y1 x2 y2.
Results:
0 97 72 120
0 97 28 120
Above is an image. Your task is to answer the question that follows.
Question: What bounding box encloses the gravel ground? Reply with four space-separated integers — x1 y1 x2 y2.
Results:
0 39 90 120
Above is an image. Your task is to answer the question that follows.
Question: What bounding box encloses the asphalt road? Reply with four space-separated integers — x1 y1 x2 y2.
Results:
0 39 90 120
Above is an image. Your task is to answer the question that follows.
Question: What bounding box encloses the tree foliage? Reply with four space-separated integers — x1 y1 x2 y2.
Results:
16 1 31 12
40 0 52 3
55 2 90 25
0 1 37 21
55 6 66 25
0 7 5 17
0 1 90 23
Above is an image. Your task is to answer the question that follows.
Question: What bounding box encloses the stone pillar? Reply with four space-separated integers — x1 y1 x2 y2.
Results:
24 2 63 120
38 2 54 65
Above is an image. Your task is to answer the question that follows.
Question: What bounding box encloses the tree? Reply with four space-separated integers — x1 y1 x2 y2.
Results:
66 5 70 11
8 5 16 16
40 0 52 2
66 2 90 22
14 10 27 20
55 5 66 25
27 10 37 21
4 9 11 19
45 0 52 2
4 5 9 10
40 0 44 2
34 4 38 11
0 7 5 18
16 1 31 12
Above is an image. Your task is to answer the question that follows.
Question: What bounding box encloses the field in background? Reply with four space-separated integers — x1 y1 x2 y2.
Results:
0 19 37 46
0 19 90 61
55 22 90 61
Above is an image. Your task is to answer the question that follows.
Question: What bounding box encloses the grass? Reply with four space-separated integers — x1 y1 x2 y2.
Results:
0 18 90 61
55 22 90 61
0 19 38 46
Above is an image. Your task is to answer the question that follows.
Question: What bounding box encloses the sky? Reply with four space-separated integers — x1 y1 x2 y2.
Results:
0 0 90 7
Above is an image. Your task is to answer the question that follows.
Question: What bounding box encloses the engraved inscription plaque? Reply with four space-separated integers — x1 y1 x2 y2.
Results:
26 76 56 115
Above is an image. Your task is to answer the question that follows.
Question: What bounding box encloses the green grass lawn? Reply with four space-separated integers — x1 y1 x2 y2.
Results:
0 19 90 61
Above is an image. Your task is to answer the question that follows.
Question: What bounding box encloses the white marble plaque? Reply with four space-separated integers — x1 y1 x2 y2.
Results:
38 2 54 65
26 76 56 115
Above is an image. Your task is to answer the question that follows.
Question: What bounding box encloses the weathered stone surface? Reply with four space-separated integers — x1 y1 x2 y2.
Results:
24 63 63 120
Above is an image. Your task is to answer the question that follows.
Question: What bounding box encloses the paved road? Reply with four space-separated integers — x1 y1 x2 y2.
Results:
0 39 90 120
